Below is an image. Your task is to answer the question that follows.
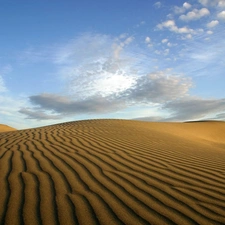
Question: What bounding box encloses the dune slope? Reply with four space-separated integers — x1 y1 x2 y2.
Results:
0 124 16 132
0 119 225 225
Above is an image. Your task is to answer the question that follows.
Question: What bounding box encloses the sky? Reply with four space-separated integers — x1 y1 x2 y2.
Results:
0 0 225 129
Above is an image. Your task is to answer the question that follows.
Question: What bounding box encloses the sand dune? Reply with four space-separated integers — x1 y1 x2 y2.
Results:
0 124 16 133
0 119 225 225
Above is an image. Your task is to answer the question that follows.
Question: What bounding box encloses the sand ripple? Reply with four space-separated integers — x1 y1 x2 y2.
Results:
0 119 225 224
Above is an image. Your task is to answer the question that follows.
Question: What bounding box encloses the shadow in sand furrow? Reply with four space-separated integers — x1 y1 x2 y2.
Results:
48 146 152 224
3 151 25 225
174 187 225 207
28 140 80 224
21 172 42 225
116 170 224 224
23 141 60 225
200 202 225 219
0 151 13 225
68 193 100 225
105 170 197 225
68 152 175 225
30 140 72 193
170 164 225 188
172 188 225 224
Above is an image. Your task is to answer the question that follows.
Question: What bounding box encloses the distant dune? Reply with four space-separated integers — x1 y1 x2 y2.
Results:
0 119 225 224
0 124 16 132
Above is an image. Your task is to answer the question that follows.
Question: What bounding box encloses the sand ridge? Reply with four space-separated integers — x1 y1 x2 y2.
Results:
0 119 225 224
0 124 16 133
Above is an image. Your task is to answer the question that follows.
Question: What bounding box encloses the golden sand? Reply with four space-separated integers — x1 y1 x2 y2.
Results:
0 119 225 224
0 124 16 133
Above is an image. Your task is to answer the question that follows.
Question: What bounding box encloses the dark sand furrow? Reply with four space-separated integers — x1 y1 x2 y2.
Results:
105 170 197 225
70 191 127 225
107 151 225 192
105 152 209 189
69 152 175 225
77 131 225 172
113 170 224 224
31 140 72 193
68 193 99 225
199 202 225 218
196 203 225 223
3 151 25 225
85 131 225 168
47 147 153 224
29 140 79 224
24 141 60 225
174 187 225 207
0 151 13 225
69 134 169 169
169 164 225 185
21 172 42 225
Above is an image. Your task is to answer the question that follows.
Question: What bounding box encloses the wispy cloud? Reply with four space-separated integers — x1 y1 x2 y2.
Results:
153 2 162 9
163 97 225 121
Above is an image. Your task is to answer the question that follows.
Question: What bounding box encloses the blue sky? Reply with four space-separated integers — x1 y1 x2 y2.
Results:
0 0 225 129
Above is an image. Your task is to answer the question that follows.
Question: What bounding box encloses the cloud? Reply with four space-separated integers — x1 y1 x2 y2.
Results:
199 0 225 7
113 36 134 59
0 76 7 93
163 97 225 121
20 68 193 120
28 93 125 115
145 36 151 43
218 10 225 20
123 70 193 103
157 20 194 34
174 2 192 14
154 2 162 9
207 20 219 27
133 116 164 122
179 8 210 21
19 108 62 120
162 39 168 43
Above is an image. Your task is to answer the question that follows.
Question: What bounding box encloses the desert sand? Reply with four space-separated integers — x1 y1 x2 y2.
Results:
0 124 16 133
0 119 225 225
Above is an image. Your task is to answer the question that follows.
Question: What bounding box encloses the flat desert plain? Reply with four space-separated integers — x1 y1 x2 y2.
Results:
0 119 225 225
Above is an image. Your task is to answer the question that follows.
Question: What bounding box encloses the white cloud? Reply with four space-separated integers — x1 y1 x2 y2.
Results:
218 10 225 20
207 20 219 28
154 2 162 9
179 8 210 21
183 2 192 9
207 30 213 34
157 20 194 34
199 0 225 7
162 39 168 43
174 2 192 14
145 36 151 43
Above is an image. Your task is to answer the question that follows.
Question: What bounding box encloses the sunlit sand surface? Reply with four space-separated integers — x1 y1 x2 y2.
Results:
0 124 16 133
0 119 225 224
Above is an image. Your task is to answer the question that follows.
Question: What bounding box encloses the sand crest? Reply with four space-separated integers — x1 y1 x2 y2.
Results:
0 124 16 133
0 119 225 224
